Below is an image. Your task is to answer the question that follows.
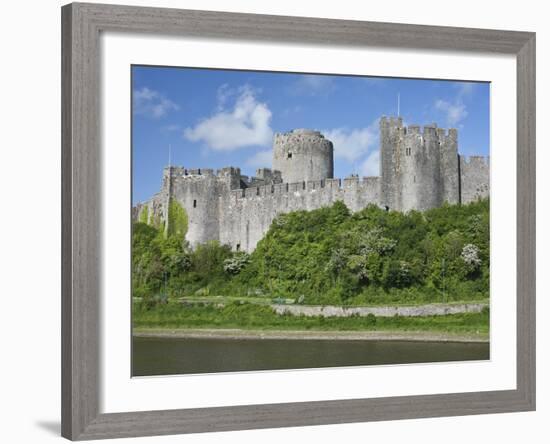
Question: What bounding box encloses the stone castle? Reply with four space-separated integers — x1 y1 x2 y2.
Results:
134 116 489 252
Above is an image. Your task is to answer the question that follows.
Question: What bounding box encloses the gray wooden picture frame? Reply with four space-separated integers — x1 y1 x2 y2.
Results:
61 2 536 440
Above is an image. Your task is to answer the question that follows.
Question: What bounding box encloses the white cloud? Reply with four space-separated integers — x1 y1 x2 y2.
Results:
456 82 476 97
323 120 379 162
360 150 380 177
246 150 272 168
184 85 273 151
435 99 468 126
434 82 477 127
216 83 233 110
133 87 179 119
289 75 335 96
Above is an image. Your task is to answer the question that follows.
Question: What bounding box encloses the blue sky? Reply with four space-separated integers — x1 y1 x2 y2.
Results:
132 65 489 204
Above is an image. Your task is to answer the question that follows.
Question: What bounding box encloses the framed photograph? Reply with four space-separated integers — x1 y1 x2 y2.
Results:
61 2 535 440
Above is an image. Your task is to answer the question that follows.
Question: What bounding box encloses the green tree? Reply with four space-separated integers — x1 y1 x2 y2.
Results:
132 199 490 305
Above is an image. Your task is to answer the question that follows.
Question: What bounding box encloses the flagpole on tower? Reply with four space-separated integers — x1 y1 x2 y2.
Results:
397 93 400 117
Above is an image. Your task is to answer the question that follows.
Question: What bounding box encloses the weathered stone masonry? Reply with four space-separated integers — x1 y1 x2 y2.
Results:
135 117 490 252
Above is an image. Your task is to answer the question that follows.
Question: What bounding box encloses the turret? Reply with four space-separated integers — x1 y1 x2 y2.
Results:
380 116 404 210
162 167 224 247
272 129 334 184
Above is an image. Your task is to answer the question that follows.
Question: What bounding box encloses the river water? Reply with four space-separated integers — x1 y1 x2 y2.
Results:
132 336 489 376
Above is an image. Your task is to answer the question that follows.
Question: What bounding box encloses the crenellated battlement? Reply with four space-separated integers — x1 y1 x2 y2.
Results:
403 124 457 139
224 175 380 204
275 128 326 140
137 118 488 252
380 116 457 140
421 124 438 135
163 165 282 189
164 165 239 179
460 155 490 166
380 116 403 127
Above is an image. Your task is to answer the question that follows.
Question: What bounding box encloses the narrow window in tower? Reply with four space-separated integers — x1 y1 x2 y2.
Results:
198 168 201 175
193 199 197 208
287 152 292 159
236 243 240 251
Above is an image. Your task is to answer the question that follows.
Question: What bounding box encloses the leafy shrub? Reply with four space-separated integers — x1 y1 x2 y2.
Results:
365 313 377 326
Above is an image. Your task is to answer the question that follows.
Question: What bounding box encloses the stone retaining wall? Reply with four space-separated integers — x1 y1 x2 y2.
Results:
271 303 488 318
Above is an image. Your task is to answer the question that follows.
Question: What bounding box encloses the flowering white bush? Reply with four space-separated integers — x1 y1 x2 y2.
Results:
223 253 250 275
359 227 397 256
461 243 481 269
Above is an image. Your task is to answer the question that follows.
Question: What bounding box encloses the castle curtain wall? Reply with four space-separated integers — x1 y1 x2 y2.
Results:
219 177 380 252
459 156 490 203
134 119 489 252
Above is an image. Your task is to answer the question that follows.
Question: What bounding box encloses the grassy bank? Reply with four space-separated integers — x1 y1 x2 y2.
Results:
133 301 489 336
167 295 489 307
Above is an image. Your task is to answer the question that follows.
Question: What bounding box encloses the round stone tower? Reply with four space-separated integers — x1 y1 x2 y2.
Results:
272 129 334 184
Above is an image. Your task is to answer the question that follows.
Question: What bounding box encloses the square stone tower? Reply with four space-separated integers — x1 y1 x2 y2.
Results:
380 116 460 212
